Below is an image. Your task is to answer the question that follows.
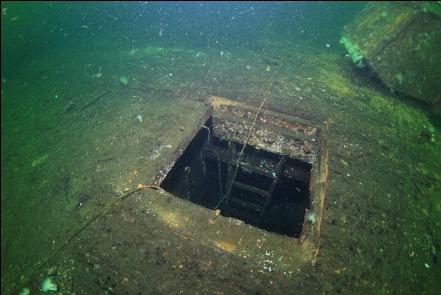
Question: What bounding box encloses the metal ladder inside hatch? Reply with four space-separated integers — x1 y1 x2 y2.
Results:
224 141 287 225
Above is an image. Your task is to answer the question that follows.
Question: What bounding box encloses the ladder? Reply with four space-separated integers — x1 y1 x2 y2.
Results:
224 141 287 225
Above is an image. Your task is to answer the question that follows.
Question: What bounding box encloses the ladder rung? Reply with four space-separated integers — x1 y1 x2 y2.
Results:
229 197 264 211
201 142 310 182
232 181 268 197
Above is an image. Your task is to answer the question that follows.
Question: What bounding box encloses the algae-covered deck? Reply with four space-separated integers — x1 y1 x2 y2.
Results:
1 2 440 294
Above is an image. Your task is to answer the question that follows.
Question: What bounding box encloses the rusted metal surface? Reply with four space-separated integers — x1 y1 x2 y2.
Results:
342 1 441 107
309 122 329 262
201 144 311 182
212 103 321 164
217 104 319 135
149 108 212 188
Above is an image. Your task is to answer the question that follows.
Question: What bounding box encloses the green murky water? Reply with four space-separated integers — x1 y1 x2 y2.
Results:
2 2 440 294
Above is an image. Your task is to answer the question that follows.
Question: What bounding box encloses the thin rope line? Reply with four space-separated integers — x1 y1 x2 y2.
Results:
213 92 270 210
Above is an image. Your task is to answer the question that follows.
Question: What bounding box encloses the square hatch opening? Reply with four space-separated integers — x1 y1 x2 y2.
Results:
150 97 328 242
